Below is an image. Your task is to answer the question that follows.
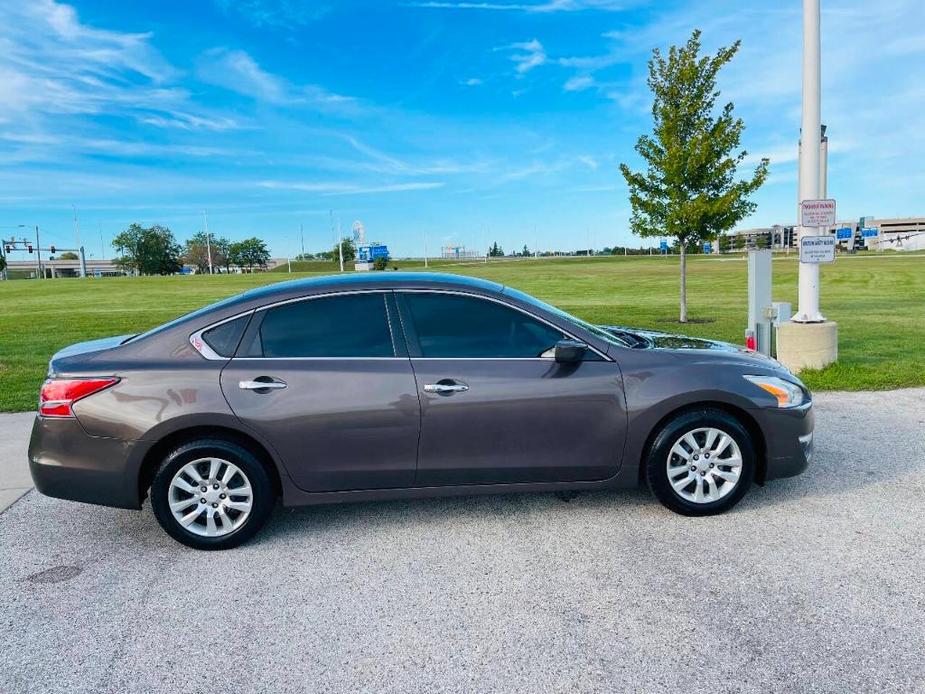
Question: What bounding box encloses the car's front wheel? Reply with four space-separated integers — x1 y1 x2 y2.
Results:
645 409 756 516
150 438 275 550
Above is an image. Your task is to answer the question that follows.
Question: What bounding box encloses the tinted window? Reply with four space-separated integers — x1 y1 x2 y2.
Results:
201 315 250 357
255 293 394 358
403 293 564 358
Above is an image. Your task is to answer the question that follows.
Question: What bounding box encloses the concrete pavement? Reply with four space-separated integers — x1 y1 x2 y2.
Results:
1 390 924 692
0 412 35 513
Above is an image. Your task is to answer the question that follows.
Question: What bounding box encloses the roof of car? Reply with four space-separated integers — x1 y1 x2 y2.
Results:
237 271 504 303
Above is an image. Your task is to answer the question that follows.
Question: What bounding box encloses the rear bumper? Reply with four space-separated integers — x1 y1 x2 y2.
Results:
28 415 148 509
755 401 815 481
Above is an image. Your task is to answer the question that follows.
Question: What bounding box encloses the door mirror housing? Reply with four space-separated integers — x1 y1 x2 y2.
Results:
554 339 588 363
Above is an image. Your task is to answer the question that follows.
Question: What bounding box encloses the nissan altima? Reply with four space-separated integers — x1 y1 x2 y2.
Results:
29 273 813 549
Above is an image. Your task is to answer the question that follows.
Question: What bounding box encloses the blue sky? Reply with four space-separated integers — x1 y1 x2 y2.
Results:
0 0 922 259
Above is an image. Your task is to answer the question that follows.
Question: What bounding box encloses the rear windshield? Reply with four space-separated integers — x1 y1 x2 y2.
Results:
126 294 244 344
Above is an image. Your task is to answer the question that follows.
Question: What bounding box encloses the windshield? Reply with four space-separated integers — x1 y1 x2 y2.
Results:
502 287 631 348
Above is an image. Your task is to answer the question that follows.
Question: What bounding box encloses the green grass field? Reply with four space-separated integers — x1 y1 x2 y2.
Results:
1 253 923 412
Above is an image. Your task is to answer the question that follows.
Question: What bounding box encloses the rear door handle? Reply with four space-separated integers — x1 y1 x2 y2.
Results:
423 381 469 395
239 378 287 391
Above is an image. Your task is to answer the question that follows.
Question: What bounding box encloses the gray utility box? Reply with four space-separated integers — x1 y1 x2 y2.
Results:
747 250 773 356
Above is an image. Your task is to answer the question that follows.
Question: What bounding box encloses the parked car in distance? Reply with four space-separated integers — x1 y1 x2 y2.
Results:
29 273 813 549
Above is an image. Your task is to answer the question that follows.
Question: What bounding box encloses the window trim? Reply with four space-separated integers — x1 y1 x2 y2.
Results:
190 290 403 361
395 289 611 361
189 310 255 361
190 287 611 362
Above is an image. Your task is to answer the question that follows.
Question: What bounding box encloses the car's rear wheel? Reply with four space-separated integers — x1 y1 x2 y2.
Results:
645 409 756 516
151 439 274 550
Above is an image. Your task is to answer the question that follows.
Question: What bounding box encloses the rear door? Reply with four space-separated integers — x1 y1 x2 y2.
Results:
220 291 421 492
397 291 626 486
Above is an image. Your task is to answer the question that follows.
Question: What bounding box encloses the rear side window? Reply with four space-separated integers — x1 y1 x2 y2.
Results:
252 293 395 358
402 292 565 358
201 315 250 357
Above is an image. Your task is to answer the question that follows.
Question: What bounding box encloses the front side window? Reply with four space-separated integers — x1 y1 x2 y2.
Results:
403 292 565 358
250 293 394 358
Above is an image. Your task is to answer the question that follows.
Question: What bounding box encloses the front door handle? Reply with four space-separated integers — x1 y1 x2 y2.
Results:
423 380 469 395
239 378 287 392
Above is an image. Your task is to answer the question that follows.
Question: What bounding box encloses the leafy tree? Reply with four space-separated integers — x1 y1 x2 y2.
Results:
112 223 183 275
619 30 769 322
228 237 270 272
59 251 79 260
488 242 504 257
520 244 532 257
373 255 390 271
184 232 228 274
212 237 232 273
332 238 356 263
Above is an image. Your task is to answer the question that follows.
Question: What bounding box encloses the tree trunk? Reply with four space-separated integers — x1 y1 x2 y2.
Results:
679 242 688 323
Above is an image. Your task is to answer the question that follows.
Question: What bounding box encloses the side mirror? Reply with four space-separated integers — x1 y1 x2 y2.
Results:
554 339 588 363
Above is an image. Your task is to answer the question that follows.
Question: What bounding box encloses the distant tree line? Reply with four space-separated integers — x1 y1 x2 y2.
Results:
113 224 270 276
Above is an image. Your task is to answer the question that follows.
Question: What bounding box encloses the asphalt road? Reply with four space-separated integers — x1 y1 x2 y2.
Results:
1 389 924 693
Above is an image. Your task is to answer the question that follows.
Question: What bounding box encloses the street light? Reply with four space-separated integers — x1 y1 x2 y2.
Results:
776 0 838 372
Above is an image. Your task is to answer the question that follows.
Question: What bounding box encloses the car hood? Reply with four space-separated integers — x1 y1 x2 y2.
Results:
600 325 787 370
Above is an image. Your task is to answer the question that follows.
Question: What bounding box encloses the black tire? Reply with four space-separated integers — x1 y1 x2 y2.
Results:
150 438 275 550
645 409 756 516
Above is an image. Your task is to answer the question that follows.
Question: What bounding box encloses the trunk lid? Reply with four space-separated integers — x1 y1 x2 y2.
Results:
48 334 135 376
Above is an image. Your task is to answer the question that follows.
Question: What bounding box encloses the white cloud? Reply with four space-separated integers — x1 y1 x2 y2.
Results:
577 155 599 170
258 180 446 196
0 0 238 132
463 78 484 86
409 0 625 12
498 39 547 74
198 49 289 103
212 0 331 27
564 75 595 91
197 48 355 109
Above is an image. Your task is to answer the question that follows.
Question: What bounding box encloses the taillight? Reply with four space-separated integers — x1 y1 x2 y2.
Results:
744 329 757 352
39 378 119 418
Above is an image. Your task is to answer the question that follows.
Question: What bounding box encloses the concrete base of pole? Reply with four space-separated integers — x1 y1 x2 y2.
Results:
776 320 838 372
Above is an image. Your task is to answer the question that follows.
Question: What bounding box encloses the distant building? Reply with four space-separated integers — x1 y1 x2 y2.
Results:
728 215 925 252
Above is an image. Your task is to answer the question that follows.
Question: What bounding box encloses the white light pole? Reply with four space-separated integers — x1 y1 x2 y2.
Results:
777 0 838 372
72 206 86 278
794 0 823 323
202 211 214 275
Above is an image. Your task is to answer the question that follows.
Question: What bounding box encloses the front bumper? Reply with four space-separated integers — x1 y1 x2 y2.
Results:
28 415 149 509
754 401 815 481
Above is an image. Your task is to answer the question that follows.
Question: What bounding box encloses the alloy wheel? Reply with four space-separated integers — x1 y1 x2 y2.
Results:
167 457 254 537
665 427 743 504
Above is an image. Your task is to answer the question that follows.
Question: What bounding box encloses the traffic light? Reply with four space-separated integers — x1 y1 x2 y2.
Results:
50 245 56 254
27 244 33 253
3 246 10 254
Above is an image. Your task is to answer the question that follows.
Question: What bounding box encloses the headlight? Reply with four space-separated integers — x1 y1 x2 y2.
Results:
743 375 805 408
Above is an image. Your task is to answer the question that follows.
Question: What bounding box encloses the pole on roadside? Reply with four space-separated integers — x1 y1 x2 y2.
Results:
794 0 822 323
35 225 43 280
203 211 214 275
776 0 838 372
338 218 344 273
424 236 428 268
72 206 86 278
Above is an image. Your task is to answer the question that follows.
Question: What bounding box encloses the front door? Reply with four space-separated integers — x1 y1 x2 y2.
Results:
397 291 626 486
221 291 420 492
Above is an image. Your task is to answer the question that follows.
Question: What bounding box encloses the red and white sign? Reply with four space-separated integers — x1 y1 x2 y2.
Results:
800 199 836 227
